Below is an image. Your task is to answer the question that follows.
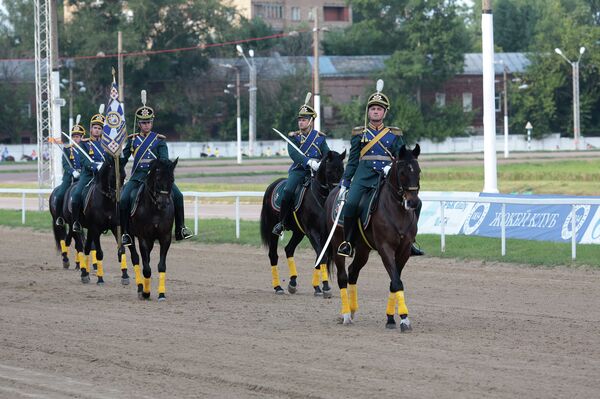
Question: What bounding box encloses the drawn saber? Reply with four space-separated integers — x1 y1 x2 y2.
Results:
272 128 306 157
313 193 346 269
48 137 74 169
60 131 93 163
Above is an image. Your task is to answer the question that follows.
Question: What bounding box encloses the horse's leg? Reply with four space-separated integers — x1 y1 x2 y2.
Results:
139 238 154 300
267 230 284 295
157 236 171 302
378 243 410 330
80 233 92 284
93 233 104 285
333 250 352 325
283 230 304 294
91 241 97 271
347 248 371 322
127 237 143 298
58 225 70 269
394 245 412 332
67 229 79 270
113 228 130 285
308 228 333 299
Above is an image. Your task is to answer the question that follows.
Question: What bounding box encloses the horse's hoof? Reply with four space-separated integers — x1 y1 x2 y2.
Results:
350 311 357 321
274 286 285 295
322 287 332 299
342 313 353 325
97 280 104 286
313 286 323 296
386 322 397 329
158 293 166 302
75 263 80 270
121 277 130 286
138 292 144 300
400 319 412 333
142 292 151 300
62 257 69 269
92 263 97 271
81 276 90 284
287 282 297 294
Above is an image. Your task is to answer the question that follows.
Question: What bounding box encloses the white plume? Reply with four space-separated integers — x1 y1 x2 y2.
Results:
75 114 81 125
98 104 105 114
141 90 147 106
376 79 384 93
304 92 312 105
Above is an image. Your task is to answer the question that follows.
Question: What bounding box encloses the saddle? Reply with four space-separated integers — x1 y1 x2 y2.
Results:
82 183 95 215
270 177 310 213
332 174 385 231
130 183 146 217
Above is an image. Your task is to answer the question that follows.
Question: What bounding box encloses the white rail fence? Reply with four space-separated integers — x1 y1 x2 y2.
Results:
2 188 599 260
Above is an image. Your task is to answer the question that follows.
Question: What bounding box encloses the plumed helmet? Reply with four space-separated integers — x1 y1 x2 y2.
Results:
71 114 86 137
135 89 154 121
297 92 317 119
366 79 390 110
90 104 105 128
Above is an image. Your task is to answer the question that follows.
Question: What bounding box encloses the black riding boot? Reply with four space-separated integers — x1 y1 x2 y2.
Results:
120 208 132 247
174 205 193 241
337 215 357 257
272 196 292 237
71 202 82 233
410 200 424 256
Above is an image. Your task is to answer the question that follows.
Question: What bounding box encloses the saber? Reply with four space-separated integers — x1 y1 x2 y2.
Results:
60 131 93 163
313 195 346 268
272 128 306 157
48 138 75 169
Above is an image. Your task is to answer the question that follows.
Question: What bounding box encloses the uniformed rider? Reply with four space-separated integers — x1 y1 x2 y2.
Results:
54 123 85 226
337 81 424 257
272 94 330 236
71 111 107 233
119 96 193 246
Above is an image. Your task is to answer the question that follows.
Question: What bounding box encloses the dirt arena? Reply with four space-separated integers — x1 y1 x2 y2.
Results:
1 226 599 398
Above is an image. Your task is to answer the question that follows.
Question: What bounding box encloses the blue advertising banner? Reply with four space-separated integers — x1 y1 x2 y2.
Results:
459 193 599 243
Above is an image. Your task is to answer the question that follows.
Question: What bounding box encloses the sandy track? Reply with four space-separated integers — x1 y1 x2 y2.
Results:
1 226 599 398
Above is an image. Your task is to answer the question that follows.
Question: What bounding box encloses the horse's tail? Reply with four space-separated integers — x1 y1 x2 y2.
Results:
49 189 62 252
260 178 284 248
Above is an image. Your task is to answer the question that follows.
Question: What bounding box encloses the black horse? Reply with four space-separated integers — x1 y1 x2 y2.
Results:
125 158 177 301
50 183 83 270
326 144 421 330
63 156 128 285
260 150 345 297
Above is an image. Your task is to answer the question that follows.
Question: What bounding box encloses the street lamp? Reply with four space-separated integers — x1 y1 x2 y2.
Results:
60 59 86 132
219 63 242 164
554 46 586 150
236 45 256 157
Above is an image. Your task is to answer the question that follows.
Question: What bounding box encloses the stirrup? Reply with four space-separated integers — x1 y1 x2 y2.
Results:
55 216 65 227
181 227 193 239
72 221 83 233
337 241 354 257
122 234 132 247
272 222 285 237
410 244 424 256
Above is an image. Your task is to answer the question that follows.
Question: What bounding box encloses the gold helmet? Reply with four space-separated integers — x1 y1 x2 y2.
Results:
135 89 154 121
71 114 86 137
297 92 317 119
90 104 105 129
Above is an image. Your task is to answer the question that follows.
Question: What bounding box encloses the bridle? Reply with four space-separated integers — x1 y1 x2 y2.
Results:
147 168 172 208
388 159 420 208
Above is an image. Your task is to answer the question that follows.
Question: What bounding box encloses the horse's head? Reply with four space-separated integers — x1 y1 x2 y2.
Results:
147 158 178 210
317 150 346 189
96 157 118 196
389 144 421 210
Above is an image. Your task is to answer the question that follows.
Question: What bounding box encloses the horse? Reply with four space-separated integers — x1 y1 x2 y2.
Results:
325 144 421 330
260 150 346 297
63 156 129 285
125 158 177 301
50 183 84 270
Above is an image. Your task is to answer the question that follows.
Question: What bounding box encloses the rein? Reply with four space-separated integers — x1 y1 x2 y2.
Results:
388 160 419 204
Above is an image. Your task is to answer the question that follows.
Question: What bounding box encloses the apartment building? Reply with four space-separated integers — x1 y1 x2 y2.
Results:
229 0 352 30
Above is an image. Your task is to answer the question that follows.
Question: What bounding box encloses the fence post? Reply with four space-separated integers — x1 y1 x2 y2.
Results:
22 192 26 224
235 196 240 239
194 196 199 235
440 200 445 253
501 203 506 256
571 205 577 260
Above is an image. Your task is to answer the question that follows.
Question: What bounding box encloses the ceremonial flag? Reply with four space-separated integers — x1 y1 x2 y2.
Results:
102 77 127 156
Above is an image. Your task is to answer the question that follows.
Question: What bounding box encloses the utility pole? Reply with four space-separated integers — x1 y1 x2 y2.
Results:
555 47 586 150
482 0 498 193
502 63 509 158
312 7 321 132
118 31 124 103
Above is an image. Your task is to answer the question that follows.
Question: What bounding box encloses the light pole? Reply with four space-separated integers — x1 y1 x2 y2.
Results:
236 45 256 157
219 63 242 164
495 60 510 158
554 46 586 150
60 59 86 132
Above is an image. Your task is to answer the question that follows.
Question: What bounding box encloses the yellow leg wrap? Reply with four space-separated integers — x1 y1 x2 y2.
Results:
271 266 280 288
120 253 127 270
348 284 358 312
78 252 87 271
396 291 409 316
143 277 151 294
311 268 320 287
320 264 329 282
287 257 298 278
386 292 396 316
133 264 142 285
158 272 166 294
91 250 97 265
60 240 68 255
340 288 350 315
96 260 104 278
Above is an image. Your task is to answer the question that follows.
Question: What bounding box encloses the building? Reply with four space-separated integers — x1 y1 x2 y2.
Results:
229 0 352 30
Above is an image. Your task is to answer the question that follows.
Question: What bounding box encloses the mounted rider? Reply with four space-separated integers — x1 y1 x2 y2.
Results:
119 91 193 246
54 121 85 227
337 80 424 257
272 93 330 237
71 108 107 233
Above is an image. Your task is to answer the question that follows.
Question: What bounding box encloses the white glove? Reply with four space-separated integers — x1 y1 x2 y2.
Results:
72 170 80 179
307 159 321 172
339 186 348 198
95 161 103 171
383 165 391 176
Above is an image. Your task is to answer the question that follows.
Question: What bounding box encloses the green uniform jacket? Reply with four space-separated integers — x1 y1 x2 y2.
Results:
120 133 169 182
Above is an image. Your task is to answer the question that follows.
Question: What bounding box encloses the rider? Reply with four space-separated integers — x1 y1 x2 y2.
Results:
272 93 330 237
55 123 85 226
71 110 107 233
119 92 193 246
337 80 424 257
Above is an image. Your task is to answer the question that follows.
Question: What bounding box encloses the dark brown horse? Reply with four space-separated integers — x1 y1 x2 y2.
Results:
326 144 421 330
260 150 345 297
50 183 83 270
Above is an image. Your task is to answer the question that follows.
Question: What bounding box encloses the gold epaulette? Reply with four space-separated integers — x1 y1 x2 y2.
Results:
81 138 90 142
157 134 166 139
317 130 327 136
352 126 365 136
388 126 403 136
288 130 300 137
